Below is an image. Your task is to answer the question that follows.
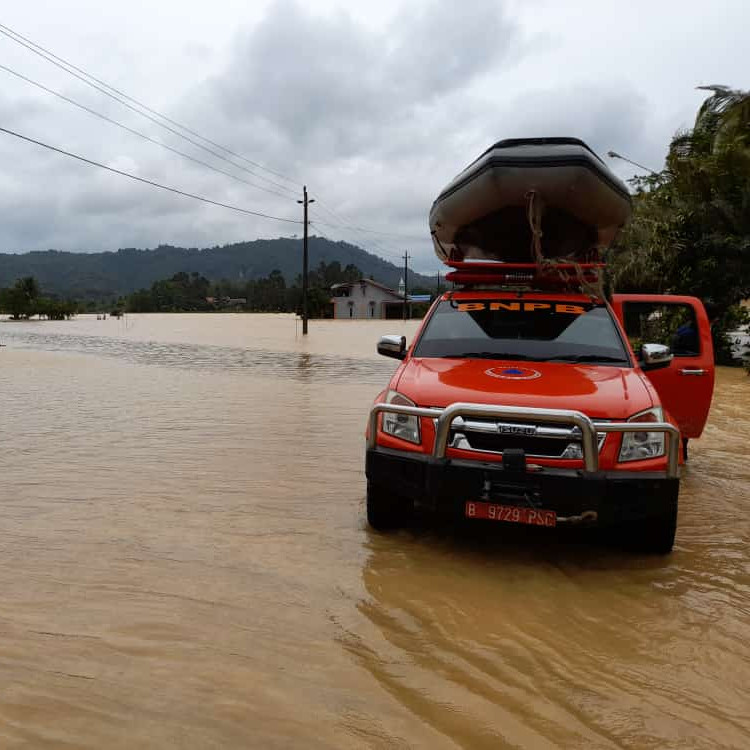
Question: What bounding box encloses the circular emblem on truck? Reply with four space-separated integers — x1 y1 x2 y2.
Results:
485 365 542 381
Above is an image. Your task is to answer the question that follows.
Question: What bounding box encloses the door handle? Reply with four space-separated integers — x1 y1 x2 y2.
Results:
679 368 707 376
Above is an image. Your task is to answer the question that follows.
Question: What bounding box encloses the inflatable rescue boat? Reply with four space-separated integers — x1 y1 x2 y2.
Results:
429 138 631 264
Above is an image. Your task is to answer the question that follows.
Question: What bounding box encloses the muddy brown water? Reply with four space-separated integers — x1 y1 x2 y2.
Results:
0 314 748 749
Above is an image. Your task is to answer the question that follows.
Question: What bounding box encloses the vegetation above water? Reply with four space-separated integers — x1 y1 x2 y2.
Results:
0 262 433 319
124 262 358 315
123 262 434 317
0 276 78 320
611 86 750 365
0 237 434 301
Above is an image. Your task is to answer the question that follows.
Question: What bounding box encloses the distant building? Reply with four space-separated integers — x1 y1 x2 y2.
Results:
206 296 247 308
331 279 408 319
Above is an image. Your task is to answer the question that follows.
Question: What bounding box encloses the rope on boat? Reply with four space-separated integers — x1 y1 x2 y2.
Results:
525 189 606 301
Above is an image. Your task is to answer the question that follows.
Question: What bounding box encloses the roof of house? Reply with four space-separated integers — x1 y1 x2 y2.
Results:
330 278 405 299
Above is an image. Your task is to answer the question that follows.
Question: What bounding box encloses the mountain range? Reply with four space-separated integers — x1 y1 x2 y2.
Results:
0 237 436 300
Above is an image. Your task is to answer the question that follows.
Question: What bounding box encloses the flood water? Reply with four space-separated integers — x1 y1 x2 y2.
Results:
1 313 748 749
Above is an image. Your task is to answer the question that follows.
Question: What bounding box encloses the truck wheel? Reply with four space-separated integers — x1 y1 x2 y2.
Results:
634 507 678 554
682 438 689 461
366 483 412 531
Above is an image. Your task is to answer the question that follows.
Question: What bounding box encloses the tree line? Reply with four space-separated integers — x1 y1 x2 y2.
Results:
0 262 436 319
610 85 750 365
123 261 370 315
0 277 78 320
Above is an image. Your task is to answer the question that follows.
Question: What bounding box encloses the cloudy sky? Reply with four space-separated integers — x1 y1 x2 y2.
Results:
1 0 747 273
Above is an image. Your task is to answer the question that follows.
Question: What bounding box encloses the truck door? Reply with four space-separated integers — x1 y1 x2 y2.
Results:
611 294 715 439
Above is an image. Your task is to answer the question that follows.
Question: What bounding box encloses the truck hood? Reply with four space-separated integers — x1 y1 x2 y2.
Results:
394 358 654 420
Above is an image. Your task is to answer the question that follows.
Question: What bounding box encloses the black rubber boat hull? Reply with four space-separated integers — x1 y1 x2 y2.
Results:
429 138 632 263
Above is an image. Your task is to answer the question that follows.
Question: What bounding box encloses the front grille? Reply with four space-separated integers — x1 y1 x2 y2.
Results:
448 417 606 459
456 432 571 457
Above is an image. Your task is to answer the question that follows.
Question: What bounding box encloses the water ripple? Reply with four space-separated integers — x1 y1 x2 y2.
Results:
2 328 393 384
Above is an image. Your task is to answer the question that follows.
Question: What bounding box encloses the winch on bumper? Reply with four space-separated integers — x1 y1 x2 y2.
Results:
366 402 680 528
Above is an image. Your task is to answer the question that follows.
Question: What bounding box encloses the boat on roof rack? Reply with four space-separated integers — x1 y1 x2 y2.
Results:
429 138 631 266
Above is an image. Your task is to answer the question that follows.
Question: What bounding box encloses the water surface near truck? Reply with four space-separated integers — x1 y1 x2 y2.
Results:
1 313 748 749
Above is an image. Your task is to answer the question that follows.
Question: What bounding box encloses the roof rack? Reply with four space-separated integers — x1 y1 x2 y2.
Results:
444 261 605 291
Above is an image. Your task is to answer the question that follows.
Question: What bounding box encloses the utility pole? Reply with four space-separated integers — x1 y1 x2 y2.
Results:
436 270 441 296
297 186 315 334
402 251 410 321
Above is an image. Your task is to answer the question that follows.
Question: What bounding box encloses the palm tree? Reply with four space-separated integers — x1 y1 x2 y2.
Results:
612 86 750 363
669 86 750 163
695 85 750 150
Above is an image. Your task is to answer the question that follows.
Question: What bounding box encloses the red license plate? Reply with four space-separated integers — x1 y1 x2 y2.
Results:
465 501 556 527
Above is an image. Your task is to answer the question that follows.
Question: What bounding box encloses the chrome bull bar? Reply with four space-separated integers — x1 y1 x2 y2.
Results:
368 402 681 479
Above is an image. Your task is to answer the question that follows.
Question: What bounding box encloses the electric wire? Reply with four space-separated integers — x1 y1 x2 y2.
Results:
0 63 296 202
311 196 423 263
312 211 425 241
313 207 401 259
308 190 428 246
310 214 403 261
0 125 302 224
311 199 403 259
0 24 299 197
313 218 425 241
0 21 300 188
0 22 430 244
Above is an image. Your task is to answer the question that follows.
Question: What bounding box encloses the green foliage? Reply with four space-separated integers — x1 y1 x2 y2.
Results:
0 238 435 301
611 86 750 364
127 271 211 312
125 261 368 317
0 283 30 319
0 276 78 319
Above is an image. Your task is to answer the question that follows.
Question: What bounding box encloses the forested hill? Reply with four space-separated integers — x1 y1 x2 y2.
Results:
0 237 434 300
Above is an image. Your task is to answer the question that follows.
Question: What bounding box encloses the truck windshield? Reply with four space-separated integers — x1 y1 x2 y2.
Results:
414 299 630 365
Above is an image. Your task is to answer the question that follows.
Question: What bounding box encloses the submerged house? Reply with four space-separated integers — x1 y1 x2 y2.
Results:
331 279 408 319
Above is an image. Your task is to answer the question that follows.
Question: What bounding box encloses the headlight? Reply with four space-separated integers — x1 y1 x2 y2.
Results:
618 407 666 462
381 390 421 444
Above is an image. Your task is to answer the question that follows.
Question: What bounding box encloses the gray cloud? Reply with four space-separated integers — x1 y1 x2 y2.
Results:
0 0 747 273
191 0 519 163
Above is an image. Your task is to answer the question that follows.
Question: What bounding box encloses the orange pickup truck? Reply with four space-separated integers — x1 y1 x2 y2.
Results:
366 289 714 553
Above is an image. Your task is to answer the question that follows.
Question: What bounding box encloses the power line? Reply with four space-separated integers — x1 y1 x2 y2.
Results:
0 21 300 189
0 63 296 202
0 22 431 245
311 193 426 244
0 125 302 224
0 24 299 198
311 200 404 260
310 201 400 257
312 216 425 242
311 219 402 261
0 23 438 248
311 196 427 265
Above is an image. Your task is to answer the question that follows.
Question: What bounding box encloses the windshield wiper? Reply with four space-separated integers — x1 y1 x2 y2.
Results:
441 352 536 361
544 355 628 364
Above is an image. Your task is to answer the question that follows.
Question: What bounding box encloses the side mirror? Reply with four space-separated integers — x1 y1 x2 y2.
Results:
377 334 406 360
640 343 673 371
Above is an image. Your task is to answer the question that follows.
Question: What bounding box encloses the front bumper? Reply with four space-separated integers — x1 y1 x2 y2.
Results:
367 401 681 526
366 448 678 525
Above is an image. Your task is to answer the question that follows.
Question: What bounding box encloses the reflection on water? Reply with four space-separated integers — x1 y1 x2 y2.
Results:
0 314 748 749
